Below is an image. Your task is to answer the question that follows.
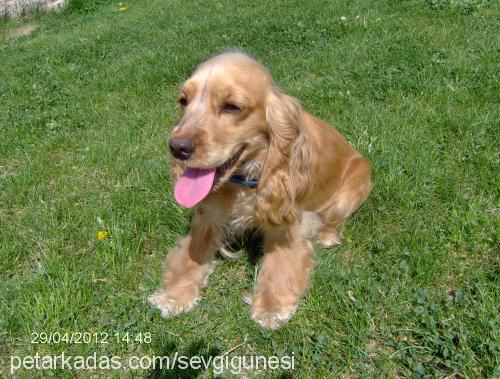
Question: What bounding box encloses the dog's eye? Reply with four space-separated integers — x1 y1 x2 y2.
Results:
221 103 241 113
179 97 188 107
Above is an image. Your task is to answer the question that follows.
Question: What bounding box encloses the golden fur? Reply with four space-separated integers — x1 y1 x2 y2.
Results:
149 53 372 329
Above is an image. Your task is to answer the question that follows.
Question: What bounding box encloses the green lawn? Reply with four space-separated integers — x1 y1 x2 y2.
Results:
0 0 498 377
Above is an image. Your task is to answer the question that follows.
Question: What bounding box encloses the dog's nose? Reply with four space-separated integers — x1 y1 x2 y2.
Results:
169 138 195 160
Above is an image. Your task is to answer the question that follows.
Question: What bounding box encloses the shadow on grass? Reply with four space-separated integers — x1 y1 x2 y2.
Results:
147 338 222 378
146 337 295 378
233 229 264 267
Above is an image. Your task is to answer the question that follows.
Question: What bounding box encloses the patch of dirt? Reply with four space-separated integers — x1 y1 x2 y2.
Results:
6 23 37 39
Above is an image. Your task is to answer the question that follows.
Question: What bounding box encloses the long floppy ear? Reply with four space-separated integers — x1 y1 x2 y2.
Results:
256 89 312 226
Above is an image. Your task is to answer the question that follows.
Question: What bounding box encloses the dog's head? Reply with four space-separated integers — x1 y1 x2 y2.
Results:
170 53 312 224
170 53 271 167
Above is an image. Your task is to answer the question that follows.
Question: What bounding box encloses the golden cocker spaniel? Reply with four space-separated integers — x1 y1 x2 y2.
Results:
149 52 372 329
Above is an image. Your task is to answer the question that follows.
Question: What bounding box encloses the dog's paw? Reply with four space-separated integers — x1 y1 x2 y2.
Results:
316 229 341 248
148 290 198 318
251 305 297 330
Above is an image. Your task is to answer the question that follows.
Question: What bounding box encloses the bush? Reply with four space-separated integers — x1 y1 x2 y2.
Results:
65 0 109 13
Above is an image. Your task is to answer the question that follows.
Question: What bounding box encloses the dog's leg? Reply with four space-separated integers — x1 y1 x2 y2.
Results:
149 211 222 317
317 156 371 247
316 218 344 247
251 224 313 329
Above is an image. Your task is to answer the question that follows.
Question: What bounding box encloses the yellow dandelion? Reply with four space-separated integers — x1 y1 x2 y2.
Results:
118 3 127 11
97 230 108 240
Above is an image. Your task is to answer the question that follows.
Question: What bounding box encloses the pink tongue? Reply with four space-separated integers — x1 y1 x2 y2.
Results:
174 167 216 208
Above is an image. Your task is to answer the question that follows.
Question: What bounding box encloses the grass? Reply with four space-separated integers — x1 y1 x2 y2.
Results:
0 0 498 377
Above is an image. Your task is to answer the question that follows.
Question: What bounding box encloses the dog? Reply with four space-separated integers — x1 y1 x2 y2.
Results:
149 52 372 329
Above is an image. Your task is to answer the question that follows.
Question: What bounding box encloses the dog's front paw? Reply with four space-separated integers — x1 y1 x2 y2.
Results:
251 306 297 330
316 228 341 247
250 296 297 330
148 290 198 318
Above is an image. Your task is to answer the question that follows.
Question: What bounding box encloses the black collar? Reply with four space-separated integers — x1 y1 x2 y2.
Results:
229 174 259 188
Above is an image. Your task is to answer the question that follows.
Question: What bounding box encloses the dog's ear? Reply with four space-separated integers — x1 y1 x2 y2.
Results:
256 89 312 226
